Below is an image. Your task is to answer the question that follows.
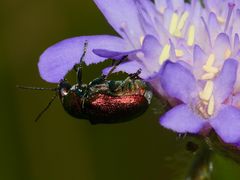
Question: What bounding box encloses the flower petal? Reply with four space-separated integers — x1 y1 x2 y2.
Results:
154 0 167 13
135 0 159 37
160 61 197 103
193 45 207 78
210 105 240 143
213 33 231 67
139 35 162 73
232 93 240 108
92 49 140 60
160 104 206 133
208 12 221 43
38 35 126 83
94 0 144 47
214 58 238 103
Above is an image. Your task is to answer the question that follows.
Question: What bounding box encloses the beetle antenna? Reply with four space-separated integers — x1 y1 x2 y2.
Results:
74 40 88 85
16 85 58 91
35 93 58 122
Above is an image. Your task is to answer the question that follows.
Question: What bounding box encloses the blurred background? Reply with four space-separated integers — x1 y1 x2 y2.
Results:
1 0 240 179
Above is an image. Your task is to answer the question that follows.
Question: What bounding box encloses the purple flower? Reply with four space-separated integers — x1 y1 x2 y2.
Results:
38 0 147 83
38 0 204 82
37 0 240 144
99 0 206 77
159 58 240 144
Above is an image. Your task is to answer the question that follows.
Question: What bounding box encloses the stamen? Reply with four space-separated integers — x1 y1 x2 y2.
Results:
174 30 182 38
187 25 195 46
199 81 214 101
177 11 189 31
175 49 184 57
224 49 232 59
169 13 179 35
207 95 215 115
174 11 189 37
206 54 215 67
217 16 225 24
140 36 145 45
196 102 210 119
159 44 170 64
203 65 219 73
224 3 235 32
201 73 215 80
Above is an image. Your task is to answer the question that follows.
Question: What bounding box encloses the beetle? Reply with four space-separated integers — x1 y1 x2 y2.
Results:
18 41 152 124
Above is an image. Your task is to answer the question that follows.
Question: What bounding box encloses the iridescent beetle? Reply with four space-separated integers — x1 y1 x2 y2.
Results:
18 41 152 124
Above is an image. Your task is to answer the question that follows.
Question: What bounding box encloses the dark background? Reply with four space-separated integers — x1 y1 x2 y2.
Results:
1 0 240 179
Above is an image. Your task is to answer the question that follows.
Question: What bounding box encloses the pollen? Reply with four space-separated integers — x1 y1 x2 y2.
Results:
159 44 170 64
177 12 189 31
206 54 215 67
169 13 179 35
224 49 232 59
217 16 225 24
174 12 189 37
207 95 215 115
175 49 184 57
140 36 145 45
201 73 215 80
203 65 219 74
187 25 195 46
199 81 214 101
159 6 165 14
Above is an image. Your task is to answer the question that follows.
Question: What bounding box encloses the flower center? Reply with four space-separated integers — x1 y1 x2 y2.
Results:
197 53 222 117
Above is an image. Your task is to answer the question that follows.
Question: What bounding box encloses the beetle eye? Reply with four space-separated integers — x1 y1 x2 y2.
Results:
60 88 69 96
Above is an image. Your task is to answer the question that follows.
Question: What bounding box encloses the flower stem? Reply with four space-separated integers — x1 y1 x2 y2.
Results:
186 142 213 180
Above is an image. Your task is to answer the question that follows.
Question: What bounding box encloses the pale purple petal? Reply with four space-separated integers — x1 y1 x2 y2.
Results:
235 64 240 93
142 35 162 58
213 33 231 66
136 0 158 23
193 45 207 78
160 104 206 133
214 59 238 103
232 93 240 108
93 0 144 47
154 0 167 12
210 105 240 143
234 33 240 51
208 12 221 43
170 0 184 10
139 35 162 73
93 49 140 60
38 35 126 83
160 61 197 103
135 0 159 37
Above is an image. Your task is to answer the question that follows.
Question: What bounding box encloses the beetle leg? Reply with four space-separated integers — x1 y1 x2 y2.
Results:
113 69 142 92
104 60 122 80
104 55 128 80
81 90 89 109
129 68 142 79
82 98 85 109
